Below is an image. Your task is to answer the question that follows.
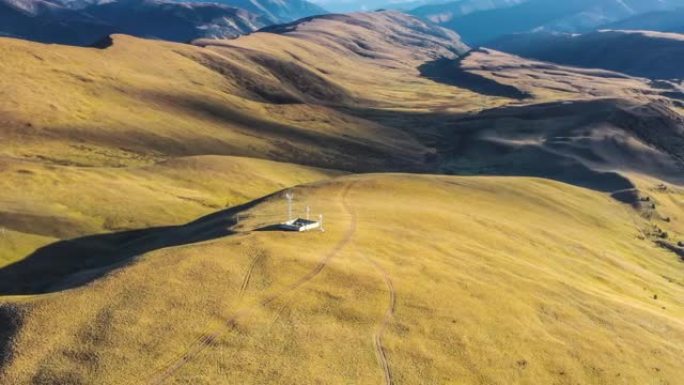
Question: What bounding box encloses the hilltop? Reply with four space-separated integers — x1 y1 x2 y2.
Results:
1 174 682 384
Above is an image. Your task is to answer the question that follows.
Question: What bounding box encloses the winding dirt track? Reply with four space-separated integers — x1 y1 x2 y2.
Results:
364 255 396 385
144 182 357 385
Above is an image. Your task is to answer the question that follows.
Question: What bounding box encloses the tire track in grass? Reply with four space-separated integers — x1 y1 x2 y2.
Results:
137 247 265 385
239 248 265 298
144 182 357 385
362 255 396 385
346 183 394 385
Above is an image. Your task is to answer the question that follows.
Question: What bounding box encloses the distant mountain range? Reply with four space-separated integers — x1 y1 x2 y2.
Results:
411 0 524 23
0 0 325 46
410 0 684 45
490 29 684 80
187 0 327 22
604 7 684 33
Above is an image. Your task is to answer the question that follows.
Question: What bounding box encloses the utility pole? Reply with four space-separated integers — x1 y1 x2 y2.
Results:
319 214 325 232
306 206 311 220
285 191 294 221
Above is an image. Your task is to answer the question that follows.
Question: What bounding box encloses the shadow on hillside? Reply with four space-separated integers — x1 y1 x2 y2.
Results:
136 89 427 173
418 53 532 100
333 99 671 194
0 197 270 296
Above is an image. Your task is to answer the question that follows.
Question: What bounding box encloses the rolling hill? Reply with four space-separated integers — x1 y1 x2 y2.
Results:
490 29 684 80
1 10 683 263
0 10 472 267
0 9 683 385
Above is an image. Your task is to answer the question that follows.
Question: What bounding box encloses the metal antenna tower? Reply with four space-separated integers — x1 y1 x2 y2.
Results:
285 191 294 221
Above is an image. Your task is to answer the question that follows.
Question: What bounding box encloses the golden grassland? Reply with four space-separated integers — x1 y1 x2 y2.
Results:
0 10 683 385
0 14 483 268
1 174 682 385
0 28 465 170
0 155 341 268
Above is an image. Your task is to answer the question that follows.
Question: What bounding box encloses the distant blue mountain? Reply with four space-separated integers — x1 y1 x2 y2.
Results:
604 7 684 33
411 0 684 45
0 0 325 46
491 29 684 80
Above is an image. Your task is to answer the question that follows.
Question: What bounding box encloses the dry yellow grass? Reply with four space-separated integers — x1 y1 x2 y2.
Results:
1 174 682 385
0 10 683 385
0 155 341 268
0 24 459 171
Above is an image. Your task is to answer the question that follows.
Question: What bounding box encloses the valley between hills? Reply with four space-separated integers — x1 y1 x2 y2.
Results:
0 10 683 385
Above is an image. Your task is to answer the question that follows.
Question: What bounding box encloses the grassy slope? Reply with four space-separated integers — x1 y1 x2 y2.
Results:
0 13 473 170
0 11 480 267
1 174 682 384
0 10 683 385
0 156 341 268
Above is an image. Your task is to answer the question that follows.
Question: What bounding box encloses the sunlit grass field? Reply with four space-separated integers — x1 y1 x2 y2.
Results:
0 11 683 385
0 156 341 268
1 174 682 384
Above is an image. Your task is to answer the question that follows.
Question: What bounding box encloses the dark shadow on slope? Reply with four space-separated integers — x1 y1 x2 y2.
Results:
332 98 684 194
438 141 635 193
610 189 641 206
0 196 272 296
418 53 532 100
178 49 355 105
90 35 114 49
655 240 684 262
140 90 427 173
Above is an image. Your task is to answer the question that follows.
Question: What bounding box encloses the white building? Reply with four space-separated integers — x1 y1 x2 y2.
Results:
279 218 322 232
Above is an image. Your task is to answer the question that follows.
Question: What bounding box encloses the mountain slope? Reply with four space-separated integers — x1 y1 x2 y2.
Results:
189 0 327 23
0 10 470 266
411 0 525 24
0 0 293 46
604 7 684 33
84 0 269 42
0 0 112 45
490 30 684 80
417 48 684 189
420 0 684 45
